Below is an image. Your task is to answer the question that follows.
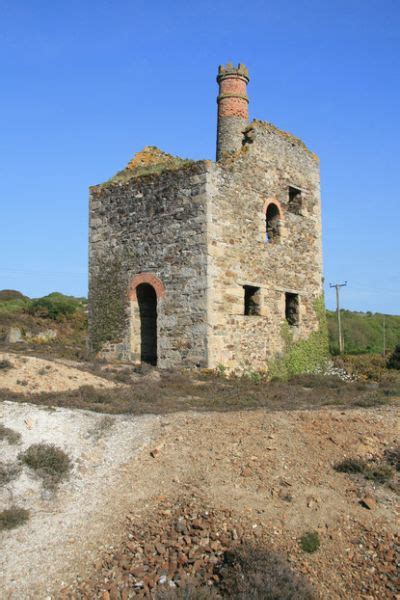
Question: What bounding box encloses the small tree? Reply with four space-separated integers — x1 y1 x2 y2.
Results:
387 344 400 369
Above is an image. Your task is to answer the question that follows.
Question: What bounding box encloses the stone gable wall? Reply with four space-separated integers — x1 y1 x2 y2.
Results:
88 162 210 368
206 122 323 371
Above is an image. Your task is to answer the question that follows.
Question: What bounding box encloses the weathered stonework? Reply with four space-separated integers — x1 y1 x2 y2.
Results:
88 64 324 372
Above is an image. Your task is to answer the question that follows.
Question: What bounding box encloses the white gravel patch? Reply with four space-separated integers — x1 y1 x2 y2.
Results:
0 400 160 599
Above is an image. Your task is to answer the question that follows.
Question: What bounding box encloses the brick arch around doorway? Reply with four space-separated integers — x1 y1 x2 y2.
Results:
129 273 165 366
129 273 166 300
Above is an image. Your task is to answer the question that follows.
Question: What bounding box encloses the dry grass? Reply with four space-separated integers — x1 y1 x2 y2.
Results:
0 370 398 416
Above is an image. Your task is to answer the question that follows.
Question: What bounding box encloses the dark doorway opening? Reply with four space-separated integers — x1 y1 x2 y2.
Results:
137 283 157 365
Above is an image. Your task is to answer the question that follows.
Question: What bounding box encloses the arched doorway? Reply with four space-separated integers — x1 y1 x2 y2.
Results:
136 283 157 365
129 273 165 366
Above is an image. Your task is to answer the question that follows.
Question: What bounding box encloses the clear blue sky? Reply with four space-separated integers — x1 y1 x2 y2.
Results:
1 0 399 314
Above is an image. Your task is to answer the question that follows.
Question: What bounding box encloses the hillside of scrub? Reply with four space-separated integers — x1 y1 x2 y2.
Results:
2 289 400 362
327 309 400 355
0 290 87 360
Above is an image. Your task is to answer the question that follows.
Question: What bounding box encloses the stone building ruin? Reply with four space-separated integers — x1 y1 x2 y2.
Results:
88 63 324 371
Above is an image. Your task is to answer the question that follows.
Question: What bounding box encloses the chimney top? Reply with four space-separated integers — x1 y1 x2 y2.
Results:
217 63 250 83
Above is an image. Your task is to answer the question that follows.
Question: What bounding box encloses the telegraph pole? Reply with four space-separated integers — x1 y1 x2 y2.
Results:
330 282 347 354
383 315 386 356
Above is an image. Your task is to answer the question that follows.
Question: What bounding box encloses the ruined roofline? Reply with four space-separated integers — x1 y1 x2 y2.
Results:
247 120 319 161
90 146 209 190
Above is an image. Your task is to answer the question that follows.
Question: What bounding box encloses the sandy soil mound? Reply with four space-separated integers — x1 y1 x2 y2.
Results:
0 352 117 393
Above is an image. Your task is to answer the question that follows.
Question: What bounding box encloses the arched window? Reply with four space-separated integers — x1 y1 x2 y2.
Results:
265 202 281 243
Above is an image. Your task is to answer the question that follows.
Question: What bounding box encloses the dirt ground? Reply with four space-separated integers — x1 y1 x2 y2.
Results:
61 406 399 600
0 352 117 393
0 354 399 599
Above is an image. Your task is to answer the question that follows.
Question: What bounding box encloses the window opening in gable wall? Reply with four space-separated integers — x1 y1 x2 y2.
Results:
244 285 261 316
285 292 299 326
265 203 281 242
288 186 303 215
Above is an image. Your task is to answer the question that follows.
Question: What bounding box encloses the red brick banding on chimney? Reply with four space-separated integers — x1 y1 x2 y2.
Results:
216 63 250 160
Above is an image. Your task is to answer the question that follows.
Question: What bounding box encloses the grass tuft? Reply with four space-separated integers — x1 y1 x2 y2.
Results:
334 457 393 484
0 461 21 486
220 543 315 598
0 423 21 444
384 446 400 472
19 443 72 488
0 358 14 370
334 458 366 474
0 506 29 530
300 531 320 553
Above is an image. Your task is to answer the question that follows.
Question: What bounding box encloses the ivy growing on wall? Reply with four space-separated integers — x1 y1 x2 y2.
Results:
268 296 329 380
89 254 127 352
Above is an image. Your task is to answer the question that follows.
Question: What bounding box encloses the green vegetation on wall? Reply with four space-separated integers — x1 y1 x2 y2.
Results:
269 296 329 379
327 310 400 355
89 256 127 352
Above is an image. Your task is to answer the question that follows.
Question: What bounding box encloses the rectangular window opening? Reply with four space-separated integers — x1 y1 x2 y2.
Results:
243 285 261 316
285 292 299 326
288 186 303 214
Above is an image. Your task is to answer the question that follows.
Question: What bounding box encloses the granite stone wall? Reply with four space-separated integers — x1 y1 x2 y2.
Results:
206 120 323 372
88 162 210 368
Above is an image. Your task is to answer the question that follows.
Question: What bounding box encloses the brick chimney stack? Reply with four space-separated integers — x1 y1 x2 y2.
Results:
216 63 250 161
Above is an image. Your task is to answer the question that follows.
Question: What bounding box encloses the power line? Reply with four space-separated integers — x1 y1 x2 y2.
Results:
0 267 86 277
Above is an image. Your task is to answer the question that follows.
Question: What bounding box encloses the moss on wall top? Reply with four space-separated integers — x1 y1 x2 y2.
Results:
92 146 198 190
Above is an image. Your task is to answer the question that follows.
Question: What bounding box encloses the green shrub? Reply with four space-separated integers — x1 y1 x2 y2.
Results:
0 423 21 444
0 290 27 301
220 543 315 598
334 354 390 382
364 463 393 484
334 457 393 484
384 446 400 472
0 290 29 316
27 292 85 320
299 531 320 553
268 297 329 380
0 506 29 530
334 458 366 474
328 310 400 355
0 461 21 486
157 585 219 599
0 359 13 370
19 443 72 488
387 345 400 370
